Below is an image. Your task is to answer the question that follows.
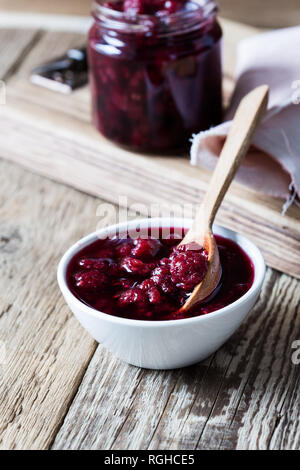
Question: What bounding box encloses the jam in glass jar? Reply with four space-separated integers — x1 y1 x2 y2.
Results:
88 0 222 152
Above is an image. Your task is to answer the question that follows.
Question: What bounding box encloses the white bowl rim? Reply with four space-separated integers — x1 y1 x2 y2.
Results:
57 217 266 329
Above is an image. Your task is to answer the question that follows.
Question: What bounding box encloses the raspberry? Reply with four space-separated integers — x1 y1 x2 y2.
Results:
124 0 169 15
120 256 152 276
74 270 107 290
151 266 176 294
106 0 186 15
118 288 148 307
115 241 132 257
169 245 209 291
131 238 162 259
67 232 254 321
147 287 162 304
78 257 119 278
151 266 169 283
78 257 108 271
138 279 155 290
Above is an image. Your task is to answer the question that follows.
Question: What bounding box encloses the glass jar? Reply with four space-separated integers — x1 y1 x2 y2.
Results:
88 0 222 152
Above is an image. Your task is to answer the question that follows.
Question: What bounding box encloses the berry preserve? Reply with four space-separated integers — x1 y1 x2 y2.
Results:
67 230 254 321
88 0 222 152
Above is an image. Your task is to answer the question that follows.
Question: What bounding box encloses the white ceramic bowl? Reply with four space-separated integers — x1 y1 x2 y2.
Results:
57 218 265 370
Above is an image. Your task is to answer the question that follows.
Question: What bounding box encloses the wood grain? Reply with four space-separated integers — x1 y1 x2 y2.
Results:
0 0 92 16
218 0 300 29
0 27 299 451
0 158 101 449
0 93 299 278
0 28 39 80
53 269 300 450
1 0 299 29
0 36 100 449
0 30 299 279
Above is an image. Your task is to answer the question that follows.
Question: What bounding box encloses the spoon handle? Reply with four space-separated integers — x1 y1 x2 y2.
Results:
199 85 269 229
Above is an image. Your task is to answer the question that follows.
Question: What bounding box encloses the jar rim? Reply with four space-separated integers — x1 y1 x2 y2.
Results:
92 0 218 35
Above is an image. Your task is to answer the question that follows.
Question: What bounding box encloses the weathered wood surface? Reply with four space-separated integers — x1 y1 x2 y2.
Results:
0 28 299 279
0 28 39 80
219 0 300 29
0 158 99 449
0 28 299 451
1 0 300 29
52 270 300 450
1 155 300 451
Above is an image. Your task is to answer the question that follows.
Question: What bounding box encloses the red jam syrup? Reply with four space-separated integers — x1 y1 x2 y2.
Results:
66 230 254 321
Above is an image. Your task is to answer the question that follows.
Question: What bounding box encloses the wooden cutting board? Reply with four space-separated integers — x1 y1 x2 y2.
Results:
0 21 299 279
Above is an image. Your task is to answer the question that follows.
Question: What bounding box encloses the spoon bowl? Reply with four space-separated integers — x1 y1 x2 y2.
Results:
178 228 221 312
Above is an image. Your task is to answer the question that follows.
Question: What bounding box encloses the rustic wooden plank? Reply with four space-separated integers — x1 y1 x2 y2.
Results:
52 352 213 450
1 0 299 29
0 156 107 449
149 271 282 449
9 31 89 121
232 274 300 451
0 28 40 80
0 29 100 450
1 143 300 448
52 348 145 450
198 272 300 450
218 0 300 29
52 268 300 450
0 25 299 451
15 30 86 78
0 27 298 279
0 0 91 16
0 95 299 279
0 25 138 445
267 373 300 450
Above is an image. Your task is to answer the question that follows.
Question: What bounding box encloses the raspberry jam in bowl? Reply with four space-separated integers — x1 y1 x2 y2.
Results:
66 231 253 321
58 218 265 369
88 0 222 152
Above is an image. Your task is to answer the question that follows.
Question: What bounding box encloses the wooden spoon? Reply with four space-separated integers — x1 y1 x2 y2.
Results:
179 84 269 313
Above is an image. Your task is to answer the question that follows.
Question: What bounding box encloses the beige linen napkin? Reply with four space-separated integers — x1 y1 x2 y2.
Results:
191 26 300 211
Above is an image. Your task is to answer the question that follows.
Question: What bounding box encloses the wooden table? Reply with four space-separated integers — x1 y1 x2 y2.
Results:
1 0 300 28
0 22 299 451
